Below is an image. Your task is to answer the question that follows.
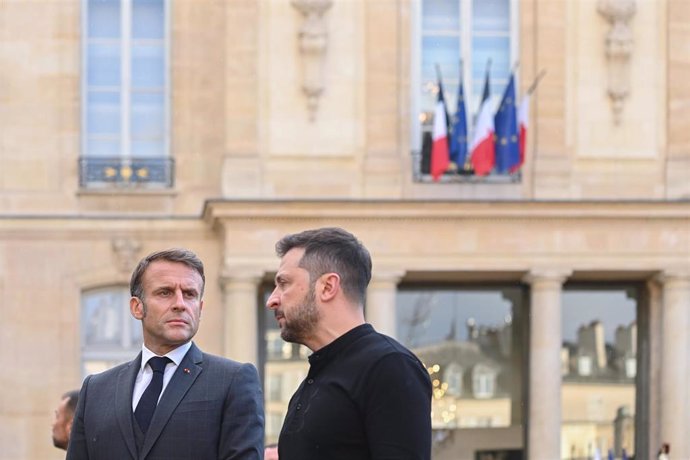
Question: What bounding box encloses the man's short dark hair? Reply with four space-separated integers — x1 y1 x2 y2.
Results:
62 390 80 416
275 227 372 305
130 248 205 299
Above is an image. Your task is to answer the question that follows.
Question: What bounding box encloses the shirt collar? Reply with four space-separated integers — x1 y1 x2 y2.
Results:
140 341 193 371
308 323 373 368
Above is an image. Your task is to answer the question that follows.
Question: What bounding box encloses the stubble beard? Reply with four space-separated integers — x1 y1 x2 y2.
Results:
280 284 320 344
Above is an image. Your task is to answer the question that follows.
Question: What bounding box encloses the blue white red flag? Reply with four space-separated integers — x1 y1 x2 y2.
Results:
430 81 450 181
470 67 495 176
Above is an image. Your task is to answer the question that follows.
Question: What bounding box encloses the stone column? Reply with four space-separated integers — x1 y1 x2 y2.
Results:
365 270 405 339
220 268 264 366
523 269 571 460
658 270 690 459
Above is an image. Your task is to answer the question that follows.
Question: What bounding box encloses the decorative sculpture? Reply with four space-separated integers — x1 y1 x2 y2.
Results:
112 237 141 273
291 0 333 121
597 0 636 124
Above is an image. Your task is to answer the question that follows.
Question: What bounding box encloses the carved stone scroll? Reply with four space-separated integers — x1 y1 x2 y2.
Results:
291 0 333 121
597 0 636 124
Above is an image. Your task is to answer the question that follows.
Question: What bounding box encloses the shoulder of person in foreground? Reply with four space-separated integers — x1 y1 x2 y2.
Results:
65 374 93 460
204 354 265 460
66 356 142 458
362 345 432 460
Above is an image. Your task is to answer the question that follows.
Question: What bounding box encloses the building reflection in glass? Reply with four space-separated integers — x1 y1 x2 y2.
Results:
561 286 638 460
396 287 526 431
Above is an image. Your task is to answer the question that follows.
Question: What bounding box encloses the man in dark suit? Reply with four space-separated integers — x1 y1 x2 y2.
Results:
67 248 264 459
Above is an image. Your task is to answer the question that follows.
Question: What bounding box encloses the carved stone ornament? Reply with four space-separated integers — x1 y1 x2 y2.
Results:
112 237 142 274
597 0 636 124
291 0 333 121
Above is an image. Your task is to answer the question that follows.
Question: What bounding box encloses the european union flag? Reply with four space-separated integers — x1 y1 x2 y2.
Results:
449 77 468 169
493 73 519 174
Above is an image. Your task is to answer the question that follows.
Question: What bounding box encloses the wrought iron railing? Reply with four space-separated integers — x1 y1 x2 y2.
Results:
79 157 174 188
411 150 520 184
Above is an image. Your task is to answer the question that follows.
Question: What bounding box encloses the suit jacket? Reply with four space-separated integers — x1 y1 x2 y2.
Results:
67 343 264 460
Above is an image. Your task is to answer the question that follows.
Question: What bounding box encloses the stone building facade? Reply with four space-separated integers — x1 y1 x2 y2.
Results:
0 1 688 459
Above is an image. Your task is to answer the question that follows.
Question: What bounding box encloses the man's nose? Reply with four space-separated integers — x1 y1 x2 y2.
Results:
171 289 186 309
266 289 279 310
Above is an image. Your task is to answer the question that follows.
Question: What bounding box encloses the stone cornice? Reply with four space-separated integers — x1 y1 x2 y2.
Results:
0 217 207 237
203 199 690 222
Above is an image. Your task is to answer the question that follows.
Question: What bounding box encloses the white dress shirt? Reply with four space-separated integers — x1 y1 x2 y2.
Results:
132 341 193 412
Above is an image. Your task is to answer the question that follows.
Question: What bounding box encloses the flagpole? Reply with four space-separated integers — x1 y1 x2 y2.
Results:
434 63 445 95
528 69 547 96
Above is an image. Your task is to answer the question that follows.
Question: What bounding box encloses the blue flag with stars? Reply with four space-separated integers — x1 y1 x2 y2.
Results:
493 73 519 174
449 77 468 168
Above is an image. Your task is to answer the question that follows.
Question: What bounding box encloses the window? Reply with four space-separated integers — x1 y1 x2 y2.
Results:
561 286 639 460
81 286 141 378
577 355 593 376
396 286 526 431
412 0 518 179
444 362 463 396
472 364 497 398
81 0 172 188
260 287 309 444
267 374 283 403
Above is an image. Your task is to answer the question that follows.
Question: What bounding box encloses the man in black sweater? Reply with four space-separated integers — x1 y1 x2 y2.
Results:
266 227 432 460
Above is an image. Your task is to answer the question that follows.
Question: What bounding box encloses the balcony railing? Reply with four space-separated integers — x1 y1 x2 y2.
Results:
79 157 174 189
412 150 520 184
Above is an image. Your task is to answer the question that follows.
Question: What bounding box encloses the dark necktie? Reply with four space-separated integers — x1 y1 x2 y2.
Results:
135 356 171 433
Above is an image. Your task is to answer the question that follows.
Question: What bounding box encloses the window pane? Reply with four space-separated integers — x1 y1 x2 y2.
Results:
131 44 165 88
132 0 165 39
397 287 524 431
87 138 121 157
82 287 141 378
88 0 120 39
88 43 121 86
83 290 123 346
422 0 460 31
130 140 165 157
473 0 510 32
471 36 510 81
422 36 459 82
88 90 121 135
561 287 638 460
130 92 164 138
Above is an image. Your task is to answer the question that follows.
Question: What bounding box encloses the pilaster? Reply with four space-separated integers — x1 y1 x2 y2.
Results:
365 269 405 338
220 267 264 365
657 269 690 459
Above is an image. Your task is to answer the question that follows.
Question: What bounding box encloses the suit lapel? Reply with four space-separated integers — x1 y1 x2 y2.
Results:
116 353 141 460
140 343 203 459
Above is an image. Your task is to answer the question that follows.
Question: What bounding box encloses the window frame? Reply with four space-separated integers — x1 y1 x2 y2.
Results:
81 285 141 378
409 0 520 162
80 0 171 188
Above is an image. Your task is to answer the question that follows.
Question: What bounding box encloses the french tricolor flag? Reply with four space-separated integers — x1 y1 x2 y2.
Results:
470 70 495 176
430 83 450 181
515 92 530 173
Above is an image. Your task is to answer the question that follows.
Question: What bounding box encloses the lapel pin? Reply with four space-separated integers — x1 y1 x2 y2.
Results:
183 368 191 374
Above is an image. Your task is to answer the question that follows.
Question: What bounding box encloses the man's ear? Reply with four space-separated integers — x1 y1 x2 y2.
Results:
319 273 340 302
130 296 144 320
